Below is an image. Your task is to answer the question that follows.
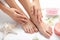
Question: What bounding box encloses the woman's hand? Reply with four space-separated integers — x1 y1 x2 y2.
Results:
8 8 28 25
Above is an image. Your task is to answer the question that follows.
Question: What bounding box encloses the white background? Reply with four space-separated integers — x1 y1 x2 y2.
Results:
0 0 60 40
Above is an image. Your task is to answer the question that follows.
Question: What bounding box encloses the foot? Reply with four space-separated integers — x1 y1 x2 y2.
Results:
7 8 38 34
39 21 52 38
29 0 52 38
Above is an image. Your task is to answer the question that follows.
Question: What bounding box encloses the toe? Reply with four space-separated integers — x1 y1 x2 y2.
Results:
42 30 51 38
29 27 35 34
47 27 52 35
34 27 38 32
45 31 51 38
26 27 31 33
39 29 50 38
23 27 28 33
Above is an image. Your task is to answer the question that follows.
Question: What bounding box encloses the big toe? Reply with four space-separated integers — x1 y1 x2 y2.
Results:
40 30 51 38
34 27 38 32
46 27 52 35
45 31 51 38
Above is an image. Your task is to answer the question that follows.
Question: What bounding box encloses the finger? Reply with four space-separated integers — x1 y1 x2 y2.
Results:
19 19 27 24
15 10 27 19
18 17 27 22
37 9 41 23
33 6 35 15
34 7 37 16
30 6 34 15
15 9 23 15
34 7 38 21
18 20 26 25
37 10 42 22
17 18 27 25
16 14 27 21
38 10 43 18
14 9 27 19
16 13 27 18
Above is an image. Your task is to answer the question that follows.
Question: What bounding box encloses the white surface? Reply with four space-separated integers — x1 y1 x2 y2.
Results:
0 0 60 40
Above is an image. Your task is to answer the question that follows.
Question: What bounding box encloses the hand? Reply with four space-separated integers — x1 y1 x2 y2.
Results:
8 8 28 25
30 6 42 26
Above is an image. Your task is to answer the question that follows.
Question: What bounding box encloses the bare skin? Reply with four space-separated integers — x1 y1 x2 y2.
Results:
19 0 52 38
0 1 38 34
5 0 38 33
